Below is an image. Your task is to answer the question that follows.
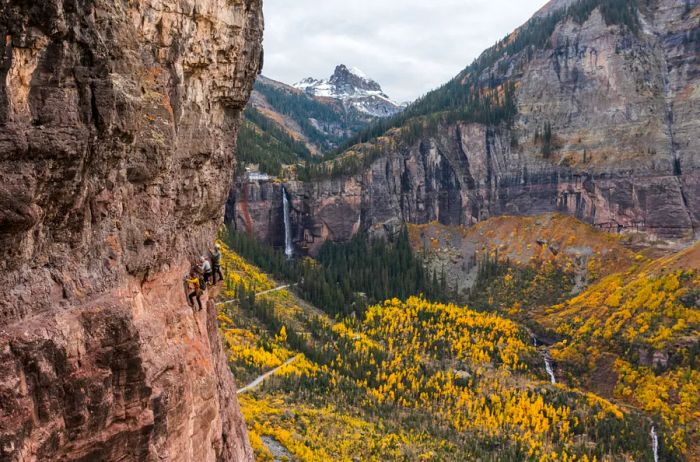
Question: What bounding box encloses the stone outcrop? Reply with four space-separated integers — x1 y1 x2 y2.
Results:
0 0 263 460
229 0 699 254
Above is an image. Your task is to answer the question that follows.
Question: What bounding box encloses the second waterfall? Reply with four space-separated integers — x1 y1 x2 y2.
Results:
282 186 294 259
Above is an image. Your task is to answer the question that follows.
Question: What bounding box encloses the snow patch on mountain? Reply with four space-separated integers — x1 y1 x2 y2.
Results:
348 66 369 80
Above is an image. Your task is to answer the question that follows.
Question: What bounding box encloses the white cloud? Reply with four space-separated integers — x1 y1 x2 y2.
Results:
261 0 549 102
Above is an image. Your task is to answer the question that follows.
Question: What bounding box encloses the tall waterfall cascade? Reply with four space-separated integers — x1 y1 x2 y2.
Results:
651 426 659 462
282 187 293 259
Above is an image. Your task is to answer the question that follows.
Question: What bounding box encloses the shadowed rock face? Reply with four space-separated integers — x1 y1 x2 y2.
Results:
230 0 699 254
0 0 263 460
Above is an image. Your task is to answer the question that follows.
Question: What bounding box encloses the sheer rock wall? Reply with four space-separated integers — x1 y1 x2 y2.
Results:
0 0 263 459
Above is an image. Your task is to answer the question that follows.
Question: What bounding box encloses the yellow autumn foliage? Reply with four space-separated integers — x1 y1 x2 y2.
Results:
215 239 691 460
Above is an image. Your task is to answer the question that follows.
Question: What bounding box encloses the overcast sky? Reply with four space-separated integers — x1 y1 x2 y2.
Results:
261 0 549 103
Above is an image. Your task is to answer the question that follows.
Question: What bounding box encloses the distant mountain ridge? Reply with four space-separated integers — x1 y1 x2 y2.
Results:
294 65 403 118
235 66 404 175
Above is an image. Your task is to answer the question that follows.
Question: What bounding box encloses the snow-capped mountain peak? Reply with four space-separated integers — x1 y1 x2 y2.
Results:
294 64 402 118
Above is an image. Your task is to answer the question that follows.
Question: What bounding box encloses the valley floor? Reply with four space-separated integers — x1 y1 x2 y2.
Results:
215 215 698 461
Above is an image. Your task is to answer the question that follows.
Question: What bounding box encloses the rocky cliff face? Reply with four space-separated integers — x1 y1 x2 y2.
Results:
230 0 699 254
0 0 262 460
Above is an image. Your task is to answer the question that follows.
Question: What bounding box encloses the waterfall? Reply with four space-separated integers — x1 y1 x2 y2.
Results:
544 354 556 384
531 333 555 384
282 186 293 259
651 426 659 462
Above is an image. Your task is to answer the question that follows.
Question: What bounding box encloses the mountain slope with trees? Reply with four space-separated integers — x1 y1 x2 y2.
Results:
237 70 404 175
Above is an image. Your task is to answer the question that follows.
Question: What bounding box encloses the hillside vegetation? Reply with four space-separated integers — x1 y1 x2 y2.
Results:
213 222 697 460
236 75 387 176
236 109 313 177
252 79 364 152
408 216 699 458
540 243 700 457
408 214 638 303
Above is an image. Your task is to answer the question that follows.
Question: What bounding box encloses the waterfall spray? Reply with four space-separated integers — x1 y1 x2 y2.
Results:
282 186 293 259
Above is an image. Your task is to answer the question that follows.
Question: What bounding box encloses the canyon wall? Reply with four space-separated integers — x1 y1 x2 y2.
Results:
229 0 699 254
0 0 263 460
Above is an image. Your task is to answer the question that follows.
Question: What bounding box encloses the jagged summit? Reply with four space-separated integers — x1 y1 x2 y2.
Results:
328 64 383 93
296 64 383 96
294 64 402 118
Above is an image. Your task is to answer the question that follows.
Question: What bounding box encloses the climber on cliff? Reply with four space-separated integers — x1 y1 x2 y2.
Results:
211 243 224 284
201 256 213 287
185 270 203 311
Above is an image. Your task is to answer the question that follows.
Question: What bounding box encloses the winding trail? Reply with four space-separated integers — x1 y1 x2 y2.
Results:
237 355 300 394
256 284 293 296
215 284 295 307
